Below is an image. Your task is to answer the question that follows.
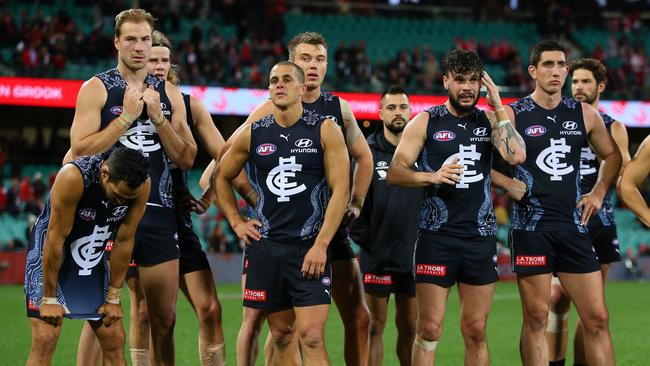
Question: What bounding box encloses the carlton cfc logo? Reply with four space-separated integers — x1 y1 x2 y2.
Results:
110 106 123 115
256 143 277 156
525 125 547 137
434 130 456 141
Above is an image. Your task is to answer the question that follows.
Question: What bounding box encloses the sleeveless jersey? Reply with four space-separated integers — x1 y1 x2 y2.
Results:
580 111 616 228
24 154 134 319
418 105 495 237
96 68 175 208
248 109 329 243
302 90 344 130
509 95 588 233
171 93 194 229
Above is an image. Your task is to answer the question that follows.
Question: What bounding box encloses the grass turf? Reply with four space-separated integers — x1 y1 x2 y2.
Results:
1 281 648 365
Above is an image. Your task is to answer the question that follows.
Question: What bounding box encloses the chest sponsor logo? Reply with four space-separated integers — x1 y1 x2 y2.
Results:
119 122 161 153
525 125 547 137
473 127 488 137
536 138 574 181
515 255 546 266
375 160 388 180
78 208 96 221
110 105 123 115
580 146 597 176
71 225 112 276
434 130 456 142
416 264 447 277
444 144 483 189
364 273 393 285
243 288 267 302
266 156 306 202
107 206 129 222
256 143 277 156
561 120 582 135
291 138 317 153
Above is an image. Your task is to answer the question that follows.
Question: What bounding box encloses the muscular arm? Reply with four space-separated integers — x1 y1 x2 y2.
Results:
340 99 372 205
42 165 84 298
609 120 631 170
388 112 434 187
314 119 350 247
155 83 196 170
108 179 150 289
491 168 527 201
488 106 526 165
191 95 225 160
617 136 650 227
69 78 123 158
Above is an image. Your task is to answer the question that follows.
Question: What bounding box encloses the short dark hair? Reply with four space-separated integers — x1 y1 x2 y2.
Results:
442 49 484 77
287 32 328 61
529 39 567 67
570 58 607 85
105 148 150 189
381 84 409 107
272 61 305 84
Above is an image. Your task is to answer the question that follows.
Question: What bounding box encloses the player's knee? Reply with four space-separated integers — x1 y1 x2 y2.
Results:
197 299 222 326
298 328 325 350
460 318 487 345
100 329 126 357
417 319 443 341
523 304 549 330
131 300 150 328
354 304 370 330
31 331 58 357
269 326 294 349
150 310 176 331
368 315 386 337
581 308 610 335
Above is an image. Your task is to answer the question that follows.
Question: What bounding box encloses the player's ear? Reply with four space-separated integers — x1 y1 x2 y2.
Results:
528 65 536 79
597 81 606 94
442 74 449 90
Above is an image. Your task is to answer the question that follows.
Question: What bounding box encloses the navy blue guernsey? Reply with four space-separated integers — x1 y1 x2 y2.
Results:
25 154 134 319
248 109 330 243
171 93 194 229
418 105 495 237
96 68 175 208
509 95 588 233
579 111 616 228
302 90 344 130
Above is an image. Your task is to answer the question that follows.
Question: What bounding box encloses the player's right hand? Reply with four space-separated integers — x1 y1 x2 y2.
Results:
40 303 65 327
123 85 144 120
506 178 527 201
233 219 262 245
98 303 123 327
430 158 464 185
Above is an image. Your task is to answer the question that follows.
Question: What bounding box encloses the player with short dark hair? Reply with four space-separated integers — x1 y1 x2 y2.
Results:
388 49 526 365
25 148 150 366
350 84 422 366
214 61 350 365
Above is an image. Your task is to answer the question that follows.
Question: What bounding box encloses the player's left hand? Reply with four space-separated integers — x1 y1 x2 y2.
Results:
302 244 327 280
482 71 502 109
342 204 361 226
98 303 123 327
142 85 162 121
577 191 604 225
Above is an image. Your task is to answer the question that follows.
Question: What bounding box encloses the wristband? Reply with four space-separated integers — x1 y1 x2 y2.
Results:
350 196 365 210
495 120 511 128
120 110 133 124
117 115 131 129
151 111 166 127
41 297 60 306
494 107 505 113
106 286 121 304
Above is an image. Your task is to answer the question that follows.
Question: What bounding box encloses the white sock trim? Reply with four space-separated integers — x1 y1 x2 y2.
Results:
414 336 438 351
129 348 150 366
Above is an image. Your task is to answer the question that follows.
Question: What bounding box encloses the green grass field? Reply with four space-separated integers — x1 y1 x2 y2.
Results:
1 281 648 365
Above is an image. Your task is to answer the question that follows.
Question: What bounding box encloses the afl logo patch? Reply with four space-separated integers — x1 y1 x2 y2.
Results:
256 143 277 156
321 277 331 285
434 130 456 141
110 106 123 115
525 125 546 137
562 121 578 130
79 208 96 221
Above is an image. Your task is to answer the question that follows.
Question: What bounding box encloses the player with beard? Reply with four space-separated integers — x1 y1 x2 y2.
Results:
546 58 630 366
66 9 197 365
618 135 650 227
505 40 620 366
214 61 349 366
201 32 373 366
349 85 422 366
387 49 526 365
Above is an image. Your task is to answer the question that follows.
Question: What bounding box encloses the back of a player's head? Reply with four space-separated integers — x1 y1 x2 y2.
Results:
272 61 305 84
114 9 156 38
381 84 409 105
105 148 150 189
442 49 484 77
529 40 567 67
287 32 328 61
570 58 607 85
152 30 179 85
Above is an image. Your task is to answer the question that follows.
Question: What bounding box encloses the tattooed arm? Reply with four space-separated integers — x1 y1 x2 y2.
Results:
482 72 526 165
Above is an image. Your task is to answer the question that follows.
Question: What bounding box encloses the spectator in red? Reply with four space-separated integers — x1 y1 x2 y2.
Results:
19 176 33 203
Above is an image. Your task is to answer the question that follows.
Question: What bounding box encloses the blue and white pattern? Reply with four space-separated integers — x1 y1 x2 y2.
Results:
509 96 536 115
511 166 544 230
249 167 271 236
302 109 323 126
477 176 497 236
300 177 328 239
252 114 275 130
158 152 175 208
73 155 102 188
96 68 127 90
562 96 579 110
573 172 588 233
321 90 335 102
426 105 449 118
420 196 448 231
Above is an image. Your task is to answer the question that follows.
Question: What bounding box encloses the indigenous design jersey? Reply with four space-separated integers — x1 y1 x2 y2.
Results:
418 105 495 236
579 111 615 228
171 93 194 229
24 155 134 319
96 68 174 208
509 95 588 232
301 90 344 130
248 109 329 243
